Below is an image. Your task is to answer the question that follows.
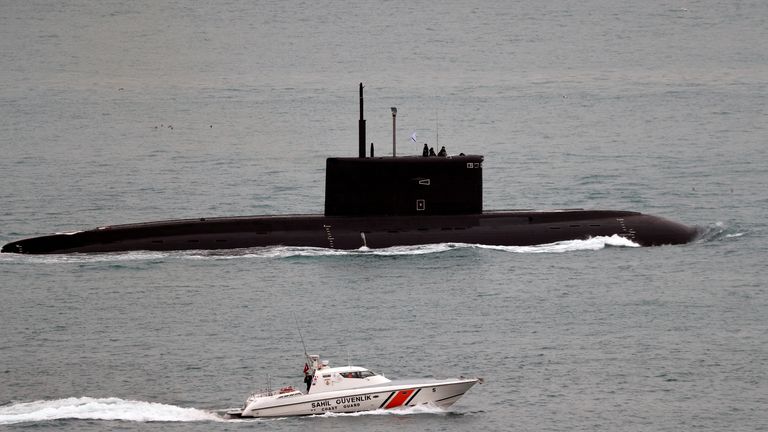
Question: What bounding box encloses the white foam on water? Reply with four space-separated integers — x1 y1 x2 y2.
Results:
474 234 640 253
0 235 641 264
0 250 170 264
694 221 745 243
357 243 461 256
246 237 639 258
315 403 448 418
236 243 459 258
0 397 223 425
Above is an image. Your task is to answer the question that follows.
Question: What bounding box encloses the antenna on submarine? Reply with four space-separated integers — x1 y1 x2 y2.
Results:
359 83 366 158
391 106 397 157
436 108 439 148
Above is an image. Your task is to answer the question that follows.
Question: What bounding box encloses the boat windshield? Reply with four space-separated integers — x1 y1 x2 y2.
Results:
340 370 377 379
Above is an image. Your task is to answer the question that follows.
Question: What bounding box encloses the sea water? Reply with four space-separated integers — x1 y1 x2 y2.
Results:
1 1 766 431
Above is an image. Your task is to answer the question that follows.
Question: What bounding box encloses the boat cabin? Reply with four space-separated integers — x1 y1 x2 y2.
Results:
306 356 391 394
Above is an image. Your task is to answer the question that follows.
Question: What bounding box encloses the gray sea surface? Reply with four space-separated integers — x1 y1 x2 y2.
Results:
1 1 766 431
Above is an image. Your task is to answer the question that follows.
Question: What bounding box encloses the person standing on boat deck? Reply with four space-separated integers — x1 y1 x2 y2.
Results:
429 147 436 156
422 143 429 157
438 146 447 157
303 363 312 392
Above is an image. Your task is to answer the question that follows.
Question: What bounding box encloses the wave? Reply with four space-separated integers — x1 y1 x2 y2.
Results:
473 234 639 253
186 235 639 256
316 403 448 418
695 221 746 243
0 397 450 425
0 235 640 264
0 397 223 425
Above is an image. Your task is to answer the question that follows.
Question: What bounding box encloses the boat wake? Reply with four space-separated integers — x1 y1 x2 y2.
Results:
0 397 450 425
0 235 643 264
0 397 223 425
315 403 448 418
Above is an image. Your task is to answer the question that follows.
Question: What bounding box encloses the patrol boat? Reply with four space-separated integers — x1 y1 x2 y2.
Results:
225 354 480 418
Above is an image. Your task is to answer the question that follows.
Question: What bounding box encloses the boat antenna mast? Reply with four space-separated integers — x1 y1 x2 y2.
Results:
293 313 310 365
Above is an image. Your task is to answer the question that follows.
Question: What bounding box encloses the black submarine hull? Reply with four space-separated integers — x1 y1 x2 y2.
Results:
2 85 699 254
1 210 698 254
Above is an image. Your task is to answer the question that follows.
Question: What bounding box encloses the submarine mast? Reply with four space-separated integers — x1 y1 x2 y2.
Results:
391 107 397 157
359 83 366 158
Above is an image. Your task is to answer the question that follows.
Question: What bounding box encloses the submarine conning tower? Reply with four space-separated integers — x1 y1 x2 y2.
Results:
325 83 484 217
325 155 483 216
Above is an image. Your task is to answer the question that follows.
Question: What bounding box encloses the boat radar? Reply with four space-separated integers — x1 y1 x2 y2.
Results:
1 83 698 254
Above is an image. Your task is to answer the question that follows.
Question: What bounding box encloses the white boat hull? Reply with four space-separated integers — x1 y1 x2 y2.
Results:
228 378 478 418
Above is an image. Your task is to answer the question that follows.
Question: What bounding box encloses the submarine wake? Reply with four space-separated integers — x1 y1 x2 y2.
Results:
474 234 640 253
0 236 643 265
695 221 746 243
0 397 223 425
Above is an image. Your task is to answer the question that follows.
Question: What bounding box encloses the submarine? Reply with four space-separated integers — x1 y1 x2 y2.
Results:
2 83 698 255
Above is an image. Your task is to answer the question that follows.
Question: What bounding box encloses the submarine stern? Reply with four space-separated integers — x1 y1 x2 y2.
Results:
2 233 83 254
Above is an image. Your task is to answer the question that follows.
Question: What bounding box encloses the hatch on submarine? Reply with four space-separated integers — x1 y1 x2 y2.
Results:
1 83 698 254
